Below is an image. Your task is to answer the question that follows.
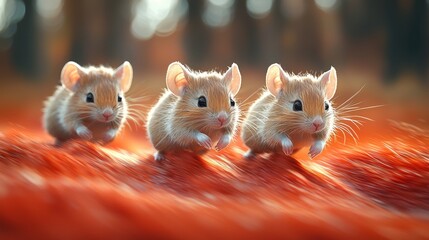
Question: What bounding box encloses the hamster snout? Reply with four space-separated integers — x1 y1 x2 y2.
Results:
209 111 231 128
302 116 325 133
311 116 324 132
96 108 116 123
216 111 228 126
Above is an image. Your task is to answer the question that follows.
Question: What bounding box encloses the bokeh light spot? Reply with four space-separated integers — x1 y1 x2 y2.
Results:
131 0 188 40
246 0 273 19
202 0 234 28
35 0 63 19
315 0 337 11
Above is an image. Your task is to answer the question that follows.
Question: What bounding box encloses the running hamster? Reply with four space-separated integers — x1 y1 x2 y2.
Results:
241 64 337 159
146 62 242 161
43 61 133 144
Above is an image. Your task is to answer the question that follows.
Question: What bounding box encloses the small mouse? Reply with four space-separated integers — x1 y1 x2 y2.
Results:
146 62 242 161
43 61 133 144
241 64 337 159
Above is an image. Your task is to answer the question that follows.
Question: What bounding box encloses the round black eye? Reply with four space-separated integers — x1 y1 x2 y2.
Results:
118 96 122 103
230 98 235 107
325 102 329 111
197 96 207 107
293 100 302 111
86 92 94 103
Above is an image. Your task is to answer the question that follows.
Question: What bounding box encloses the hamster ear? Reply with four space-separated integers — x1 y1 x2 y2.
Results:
223 63 242 96
266 63 289 97
61 61 84 92
319 66 337 100
166 61 190 96
114 61 133 93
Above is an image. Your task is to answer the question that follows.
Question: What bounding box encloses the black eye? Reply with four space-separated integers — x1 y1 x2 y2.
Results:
118 95 122 103
198 96 207 107
293 100 302 111
325 102 329 111
86 92 94 103
230 98 235 107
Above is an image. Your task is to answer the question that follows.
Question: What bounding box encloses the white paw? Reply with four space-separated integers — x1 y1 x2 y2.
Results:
196 133 212 149
309 140 325 159
154 151 165 161
76 125 92 140
103 129 117 143
281 137 293 155
244 150 256 159
215 134 231 151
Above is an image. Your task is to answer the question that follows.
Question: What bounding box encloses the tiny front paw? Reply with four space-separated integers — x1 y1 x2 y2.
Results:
103 129 117 143
244 150 256 159
154 151 165 161
281 137 293 155
196 133 212 149
215 134 231 151
76 125 92 140
309 141 325 159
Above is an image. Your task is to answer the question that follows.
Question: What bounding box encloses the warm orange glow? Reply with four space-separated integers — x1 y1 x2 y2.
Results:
1 0 428 237
0 112 428 238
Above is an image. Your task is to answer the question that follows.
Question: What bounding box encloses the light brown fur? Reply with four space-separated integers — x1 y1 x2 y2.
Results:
43 62 132 144
241 65 336 158
147 63 241 160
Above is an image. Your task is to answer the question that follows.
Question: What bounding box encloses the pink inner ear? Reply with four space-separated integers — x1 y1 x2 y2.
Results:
70 71 80 83
266 64 287 97
114 67 124 80
320 67 337 100
175 73 188 89
114 62 133 92
166 62 190 96
226 64 241 96
61 62 83 91
273 76 283 91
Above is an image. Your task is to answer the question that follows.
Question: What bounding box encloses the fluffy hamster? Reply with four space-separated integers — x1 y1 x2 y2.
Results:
43 61 133 144
146 62 242 161
241 64 337 159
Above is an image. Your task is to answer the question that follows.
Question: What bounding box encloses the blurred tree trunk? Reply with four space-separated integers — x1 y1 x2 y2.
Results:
184 0 211 67
104 0 132 63
11 0 41 79
384 0 428 84
271 0 287 65
233 0 260 66
67 0 131 65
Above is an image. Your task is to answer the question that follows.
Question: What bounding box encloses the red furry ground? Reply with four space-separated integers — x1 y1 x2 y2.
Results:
0 122 428 239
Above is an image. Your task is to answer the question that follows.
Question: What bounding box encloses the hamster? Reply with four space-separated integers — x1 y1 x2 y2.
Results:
146 62 242 161
241 64 337 159
43 61 133 144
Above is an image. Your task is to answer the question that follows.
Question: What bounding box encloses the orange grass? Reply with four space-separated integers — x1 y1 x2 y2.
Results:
0 120 428 239
1 75 429 239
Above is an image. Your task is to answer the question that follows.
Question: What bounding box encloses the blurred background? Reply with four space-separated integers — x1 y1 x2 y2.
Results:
0 0 428 144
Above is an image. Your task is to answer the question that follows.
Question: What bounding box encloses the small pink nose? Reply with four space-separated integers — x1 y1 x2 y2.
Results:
217 112 227 125
218 116 226 125
312 117 323 130
103 112 112 119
